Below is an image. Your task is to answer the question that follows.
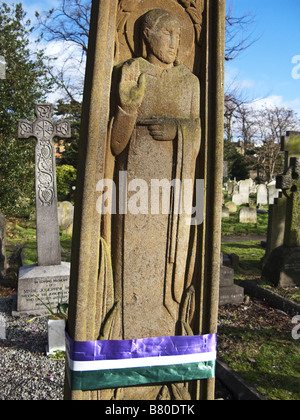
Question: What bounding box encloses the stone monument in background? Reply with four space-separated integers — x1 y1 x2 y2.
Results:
65 0 226 401
0 211 7 282
263 132 300 287
14 104 71 315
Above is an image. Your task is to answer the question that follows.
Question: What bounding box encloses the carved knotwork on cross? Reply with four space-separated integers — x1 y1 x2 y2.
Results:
18 104 71 206
276 157 300 247
18 104 71 266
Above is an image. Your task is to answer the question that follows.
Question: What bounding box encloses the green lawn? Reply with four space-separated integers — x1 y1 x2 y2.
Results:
220 207 300 400
6 218 72 265
222 205 269 237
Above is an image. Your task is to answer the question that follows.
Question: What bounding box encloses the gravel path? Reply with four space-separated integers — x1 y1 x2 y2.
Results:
0 297 233 400
0 298 64 400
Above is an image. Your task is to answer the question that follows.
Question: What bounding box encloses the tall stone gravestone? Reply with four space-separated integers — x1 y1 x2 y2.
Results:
219 254 244 306
15 105 71 315
263 132 300 286
264 132 300 262
65 0 226 401
257 184 268 206
267 180 281 205
0 211 6 282
0 56 6 80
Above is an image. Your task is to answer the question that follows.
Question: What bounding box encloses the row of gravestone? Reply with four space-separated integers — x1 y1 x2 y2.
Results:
222 203 258 224
262 131 300 287
224 178 281 207
220 132 300 303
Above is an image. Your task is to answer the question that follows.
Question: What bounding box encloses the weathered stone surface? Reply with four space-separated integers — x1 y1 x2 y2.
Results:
18 104 71 266
219 284 244 306
263 136 300 286
57 201 74 232
14 262 70 315
262 246 300 287
257 184 268 206
267 180 281 205
66 0 226 401
0 56 6 79
225 201 237 213
239 207 257 224
232 193 243 206
239 180 250 204
219 264 244 306
0 211 6 281
222 206 230 218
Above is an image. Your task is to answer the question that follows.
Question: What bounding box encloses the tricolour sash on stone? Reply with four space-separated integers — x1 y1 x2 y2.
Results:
65 332 217 391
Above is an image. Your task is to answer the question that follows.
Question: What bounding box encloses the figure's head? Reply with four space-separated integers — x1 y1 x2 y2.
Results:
142 9 181 66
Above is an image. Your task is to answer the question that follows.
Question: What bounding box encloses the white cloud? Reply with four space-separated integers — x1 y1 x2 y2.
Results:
250 95 300 116
42 39 86 103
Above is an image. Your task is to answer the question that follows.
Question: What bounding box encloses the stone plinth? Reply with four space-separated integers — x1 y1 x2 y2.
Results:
13 262 70 315
219 265 244 306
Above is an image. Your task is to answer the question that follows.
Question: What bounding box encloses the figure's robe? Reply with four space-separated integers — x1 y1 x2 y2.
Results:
111 57 201 340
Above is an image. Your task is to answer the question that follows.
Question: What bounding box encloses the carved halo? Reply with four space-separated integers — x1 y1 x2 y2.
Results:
124 0 195 66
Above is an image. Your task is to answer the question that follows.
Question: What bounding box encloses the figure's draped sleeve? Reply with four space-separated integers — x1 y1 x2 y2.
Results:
111 106 137 156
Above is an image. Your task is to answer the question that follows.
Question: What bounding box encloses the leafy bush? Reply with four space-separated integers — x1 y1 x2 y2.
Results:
56 165 77 202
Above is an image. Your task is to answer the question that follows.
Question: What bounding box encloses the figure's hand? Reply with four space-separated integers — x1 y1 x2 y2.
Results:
141 116 177 141
119 60 146 114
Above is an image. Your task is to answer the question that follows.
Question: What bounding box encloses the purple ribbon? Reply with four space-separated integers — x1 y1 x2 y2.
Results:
66 331 217 362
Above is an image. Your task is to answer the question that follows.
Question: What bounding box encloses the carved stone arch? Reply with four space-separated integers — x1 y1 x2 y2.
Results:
116 0 204 72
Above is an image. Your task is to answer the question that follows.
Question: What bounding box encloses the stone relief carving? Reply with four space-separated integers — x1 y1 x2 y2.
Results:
99 6 202 399
115 0 204 70
36 139 55 206
18 104 71 207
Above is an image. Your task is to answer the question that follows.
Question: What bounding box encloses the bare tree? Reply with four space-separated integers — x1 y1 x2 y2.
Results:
225 1 258 61
254 106 300 181
35 0 90 54
34 0 258 100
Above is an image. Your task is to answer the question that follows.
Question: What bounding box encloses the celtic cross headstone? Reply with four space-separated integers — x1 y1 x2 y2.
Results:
263 139 300 286
18 104 71 266
277 157 300 248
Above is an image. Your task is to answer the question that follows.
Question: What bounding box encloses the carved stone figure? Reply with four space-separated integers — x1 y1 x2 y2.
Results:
65 0 226 401
110 8 201 341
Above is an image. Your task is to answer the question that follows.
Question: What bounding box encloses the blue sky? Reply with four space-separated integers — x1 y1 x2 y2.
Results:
226 0 300 114
18 0 300 114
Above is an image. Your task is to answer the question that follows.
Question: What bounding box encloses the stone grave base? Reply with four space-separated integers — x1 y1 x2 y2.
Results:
262 246 300 287
12 262 70 316
219 265 244 306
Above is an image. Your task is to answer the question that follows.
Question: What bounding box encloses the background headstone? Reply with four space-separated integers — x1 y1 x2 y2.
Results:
263 133 300 287
0 211 7 282
57 201 74 235
15 263 70 315
219 254 244 306
232 193 243 206
239 180 250 204
222 206 230 218
267 180 281 205
0 56 6 79
257 184 268 206
239 207 257 224
225 201 237 213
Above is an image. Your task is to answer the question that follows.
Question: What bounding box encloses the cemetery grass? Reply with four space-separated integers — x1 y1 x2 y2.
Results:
218 300 300 400
222 205 269 237
1 218 72 299
221 216 300 400
6 218 72 266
